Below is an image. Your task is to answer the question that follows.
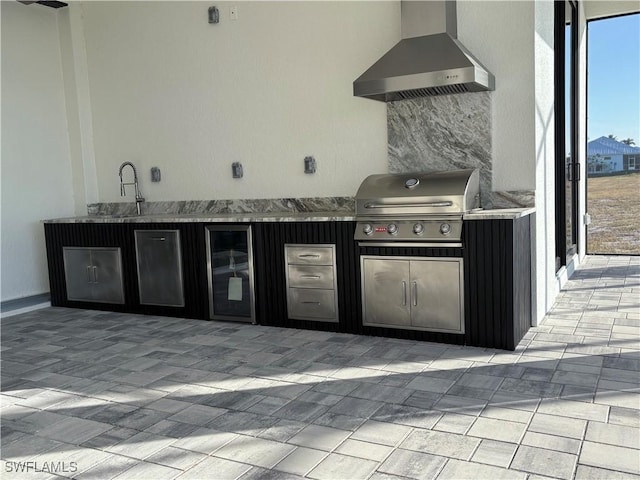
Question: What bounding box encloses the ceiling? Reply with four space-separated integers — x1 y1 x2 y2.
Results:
584 1 639 20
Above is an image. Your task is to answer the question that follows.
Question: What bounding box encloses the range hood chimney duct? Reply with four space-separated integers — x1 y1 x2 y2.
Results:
353 0 495 102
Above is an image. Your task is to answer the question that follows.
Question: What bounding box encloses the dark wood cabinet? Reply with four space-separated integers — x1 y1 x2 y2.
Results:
44 214 532 350
464 215 533 350
252 222 356 332
44 222 208 319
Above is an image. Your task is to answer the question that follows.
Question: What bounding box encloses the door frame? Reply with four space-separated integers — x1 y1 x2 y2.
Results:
555 0 580 271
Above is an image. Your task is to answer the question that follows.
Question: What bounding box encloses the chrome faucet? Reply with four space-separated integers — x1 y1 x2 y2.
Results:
118 161 145 215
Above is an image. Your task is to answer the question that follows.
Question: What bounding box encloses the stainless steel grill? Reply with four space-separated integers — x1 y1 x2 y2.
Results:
354 169 480 245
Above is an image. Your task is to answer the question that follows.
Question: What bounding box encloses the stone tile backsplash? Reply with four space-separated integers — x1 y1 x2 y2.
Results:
87 197 356 216
388 92 534 209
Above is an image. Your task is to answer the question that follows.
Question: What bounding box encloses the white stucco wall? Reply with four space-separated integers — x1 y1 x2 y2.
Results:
533 0 557 324
457 1 536 192
58 5 100 212
458 1 556 323
1 2 75 302
77 1 399 203
1 0 564 322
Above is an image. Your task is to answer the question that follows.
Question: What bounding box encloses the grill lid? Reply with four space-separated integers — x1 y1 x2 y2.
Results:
355 169 480 217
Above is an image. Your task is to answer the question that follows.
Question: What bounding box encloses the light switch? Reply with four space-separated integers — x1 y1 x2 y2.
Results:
151 167 161 182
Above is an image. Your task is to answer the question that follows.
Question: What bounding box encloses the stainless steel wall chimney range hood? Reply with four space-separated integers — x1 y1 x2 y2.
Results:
353 1 495 102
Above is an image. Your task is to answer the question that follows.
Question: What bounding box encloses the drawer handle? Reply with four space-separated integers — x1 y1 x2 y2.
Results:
301 275 321 279
298 254 321 259
150 237 166 241
301 301 321 305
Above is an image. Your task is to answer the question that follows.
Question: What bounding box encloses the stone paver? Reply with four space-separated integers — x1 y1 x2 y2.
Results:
1 255 638 479
579 441 640 475
510 445 577 479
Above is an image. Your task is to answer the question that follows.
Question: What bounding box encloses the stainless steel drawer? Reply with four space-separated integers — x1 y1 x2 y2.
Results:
286 246 333 266
287 265 334 289
288 288 337 321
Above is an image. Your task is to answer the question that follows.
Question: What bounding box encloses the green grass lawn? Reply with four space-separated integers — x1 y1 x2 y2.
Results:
587 172 640 255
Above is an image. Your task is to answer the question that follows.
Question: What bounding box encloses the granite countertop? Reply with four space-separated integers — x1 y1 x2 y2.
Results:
44 207 535 224
43 212 357 224
463 207 535 220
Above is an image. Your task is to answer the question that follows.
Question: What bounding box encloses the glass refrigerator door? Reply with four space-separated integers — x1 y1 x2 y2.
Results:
206 226 255 323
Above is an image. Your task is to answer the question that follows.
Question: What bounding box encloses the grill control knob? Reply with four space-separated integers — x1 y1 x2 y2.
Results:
413 223 424 235
440 223 452 235
387 223 398 235
362 223 373 235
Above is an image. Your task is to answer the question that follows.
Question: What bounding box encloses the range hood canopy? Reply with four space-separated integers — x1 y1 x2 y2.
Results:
354 1 495 102
17 1 67 8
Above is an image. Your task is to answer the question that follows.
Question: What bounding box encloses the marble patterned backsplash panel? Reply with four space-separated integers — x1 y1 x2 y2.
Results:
388 92 535 209
486 190 535 209
87 196 356 216
388 92 492 205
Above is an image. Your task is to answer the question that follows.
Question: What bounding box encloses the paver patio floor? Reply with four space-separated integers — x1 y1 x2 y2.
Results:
2 255 638 479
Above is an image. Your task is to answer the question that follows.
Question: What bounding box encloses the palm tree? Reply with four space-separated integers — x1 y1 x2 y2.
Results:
621 138 636 146
607 134 618 140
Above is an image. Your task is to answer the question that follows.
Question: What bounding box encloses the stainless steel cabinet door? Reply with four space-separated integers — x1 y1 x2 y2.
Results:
410 259 464 333
362 258 411 327
89 248 125 304
62 247 124 304
63 248 93 302
135 230 184 307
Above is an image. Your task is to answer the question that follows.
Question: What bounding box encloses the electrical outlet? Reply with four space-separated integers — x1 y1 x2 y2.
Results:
208 6 219 24
232 162 243 178
230 5 238 20
304 156 317 174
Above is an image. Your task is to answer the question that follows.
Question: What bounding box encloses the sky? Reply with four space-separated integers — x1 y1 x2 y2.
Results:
587 13 640 144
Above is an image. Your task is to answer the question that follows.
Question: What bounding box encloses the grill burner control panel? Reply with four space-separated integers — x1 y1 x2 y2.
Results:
354 220 463 242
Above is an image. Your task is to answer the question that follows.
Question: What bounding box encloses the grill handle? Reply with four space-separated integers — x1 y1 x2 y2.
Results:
363 201 454 209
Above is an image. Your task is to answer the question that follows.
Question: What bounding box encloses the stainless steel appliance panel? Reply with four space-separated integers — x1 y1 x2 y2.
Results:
361 255 463 334
288 288 336 320
90 249 125 304
355 169 480 219
286 246 333 266
63 248 93 302
135 230 184 307
410 258 464 333
354 219 463 242
362 257 411 327
63 247 124 304
287 264 335 290
285 244 339 322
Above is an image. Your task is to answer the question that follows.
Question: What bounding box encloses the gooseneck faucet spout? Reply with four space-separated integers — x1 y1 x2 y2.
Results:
118 161 145 215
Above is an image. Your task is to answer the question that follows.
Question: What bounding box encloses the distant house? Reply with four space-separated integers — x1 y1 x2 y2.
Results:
587 136 640 174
